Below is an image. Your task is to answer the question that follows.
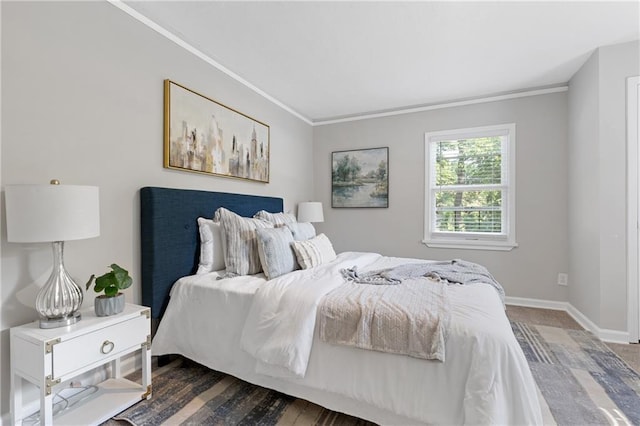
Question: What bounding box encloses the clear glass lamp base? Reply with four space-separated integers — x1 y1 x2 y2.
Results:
36 241 83 329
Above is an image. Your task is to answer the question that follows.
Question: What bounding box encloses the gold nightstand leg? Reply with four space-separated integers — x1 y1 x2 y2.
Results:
141 384 152 400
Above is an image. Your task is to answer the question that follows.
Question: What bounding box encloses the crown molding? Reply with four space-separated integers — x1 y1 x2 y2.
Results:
314 86 568 126
109 1 568 128
108 0 313 126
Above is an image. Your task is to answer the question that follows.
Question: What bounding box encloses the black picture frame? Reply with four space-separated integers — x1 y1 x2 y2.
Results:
331 147 389 208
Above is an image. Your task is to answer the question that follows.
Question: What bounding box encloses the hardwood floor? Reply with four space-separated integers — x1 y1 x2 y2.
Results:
506 305 640 373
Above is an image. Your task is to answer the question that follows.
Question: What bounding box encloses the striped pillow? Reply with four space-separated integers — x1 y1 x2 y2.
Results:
253 210 297 226
216 207 273 276
256 227 298 280
285 222 316 241
291 233 336 269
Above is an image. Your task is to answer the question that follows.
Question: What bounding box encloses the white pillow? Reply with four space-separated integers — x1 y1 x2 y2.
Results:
285 222 316 240
196 218 225 274
253 210 297 226
291 233 337 269
256 227 298 280
216 207 274 276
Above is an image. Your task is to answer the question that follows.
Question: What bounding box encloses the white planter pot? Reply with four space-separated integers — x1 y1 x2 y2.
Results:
94 293 125 317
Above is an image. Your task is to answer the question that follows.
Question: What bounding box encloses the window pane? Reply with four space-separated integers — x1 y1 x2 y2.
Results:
434 190 502 233
435 137 502 186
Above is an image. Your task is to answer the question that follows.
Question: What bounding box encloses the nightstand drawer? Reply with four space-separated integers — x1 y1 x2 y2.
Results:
52 314 149 379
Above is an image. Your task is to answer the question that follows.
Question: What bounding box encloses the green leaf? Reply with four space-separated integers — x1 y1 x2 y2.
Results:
104 286 119 297
85 274 96 291
94 273 116 292
120 275 133 290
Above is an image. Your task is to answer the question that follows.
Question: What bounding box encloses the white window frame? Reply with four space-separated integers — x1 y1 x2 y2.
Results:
423 123 517 251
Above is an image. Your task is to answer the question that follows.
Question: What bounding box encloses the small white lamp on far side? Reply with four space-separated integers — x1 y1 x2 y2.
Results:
5 180 100 328
297 202 324 223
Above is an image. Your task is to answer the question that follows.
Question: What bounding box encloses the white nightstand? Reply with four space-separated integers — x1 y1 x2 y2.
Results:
10 303 152 425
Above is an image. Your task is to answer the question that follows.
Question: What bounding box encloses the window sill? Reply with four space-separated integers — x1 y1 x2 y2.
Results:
421 239 518 251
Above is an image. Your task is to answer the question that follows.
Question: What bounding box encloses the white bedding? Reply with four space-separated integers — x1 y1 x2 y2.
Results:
152 252 542 425
242 251 381 377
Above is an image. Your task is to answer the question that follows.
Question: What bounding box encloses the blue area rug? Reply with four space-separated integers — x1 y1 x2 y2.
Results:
512 321 640 425
106 323 640 425
109 358 373 426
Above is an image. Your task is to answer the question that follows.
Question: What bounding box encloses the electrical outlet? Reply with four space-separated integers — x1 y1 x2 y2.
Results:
557 273 568 286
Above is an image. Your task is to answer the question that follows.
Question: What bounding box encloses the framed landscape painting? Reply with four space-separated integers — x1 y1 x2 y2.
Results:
164 79 270 183
332 147 389 208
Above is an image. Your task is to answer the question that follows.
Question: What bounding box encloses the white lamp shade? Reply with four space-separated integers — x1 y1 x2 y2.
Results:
6 184 100 243
297 202 324 223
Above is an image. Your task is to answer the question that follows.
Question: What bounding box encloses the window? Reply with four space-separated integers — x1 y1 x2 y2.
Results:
423 123 516 250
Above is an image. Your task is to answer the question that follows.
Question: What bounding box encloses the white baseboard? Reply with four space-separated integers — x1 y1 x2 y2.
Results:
505 296 569 311
564 304 631 344
505 296 631 344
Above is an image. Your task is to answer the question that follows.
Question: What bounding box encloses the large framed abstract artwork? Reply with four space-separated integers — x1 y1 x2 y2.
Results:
164 80 270 183
332 147 389 208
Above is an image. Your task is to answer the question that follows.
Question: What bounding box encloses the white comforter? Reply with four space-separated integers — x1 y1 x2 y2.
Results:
241 251 381 377
153 252 543 425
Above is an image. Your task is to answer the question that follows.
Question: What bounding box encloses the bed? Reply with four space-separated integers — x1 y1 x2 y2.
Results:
141 186 542 425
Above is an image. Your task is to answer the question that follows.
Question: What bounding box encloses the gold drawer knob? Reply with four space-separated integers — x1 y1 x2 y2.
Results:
101 340 115 354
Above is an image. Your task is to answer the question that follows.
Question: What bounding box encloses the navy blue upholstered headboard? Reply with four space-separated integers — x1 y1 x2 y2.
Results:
140 186 283 319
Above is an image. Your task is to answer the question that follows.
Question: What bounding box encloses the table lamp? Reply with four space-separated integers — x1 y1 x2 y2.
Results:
297 202 324 223
5 180 100 328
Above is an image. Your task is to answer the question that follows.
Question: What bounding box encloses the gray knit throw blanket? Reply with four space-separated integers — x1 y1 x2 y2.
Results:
341 260 505 304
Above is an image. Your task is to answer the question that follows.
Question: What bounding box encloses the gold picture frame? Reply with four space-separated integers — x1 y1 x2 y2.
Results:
163 79 270 183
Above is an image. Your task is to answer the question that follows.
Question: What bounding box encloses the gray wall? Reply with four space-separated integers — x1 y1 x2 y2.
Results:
0 2 313 418
568 40 640 332
313 92 569 303
568 50 601 325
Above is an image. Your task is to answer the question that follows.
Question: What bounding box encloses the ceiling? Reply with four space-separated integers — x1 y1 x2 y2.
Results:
123 1 639 124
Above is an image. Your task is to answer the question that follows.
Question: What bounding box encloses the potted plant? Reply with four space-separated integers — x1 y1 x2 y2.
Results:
86 263 132 316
